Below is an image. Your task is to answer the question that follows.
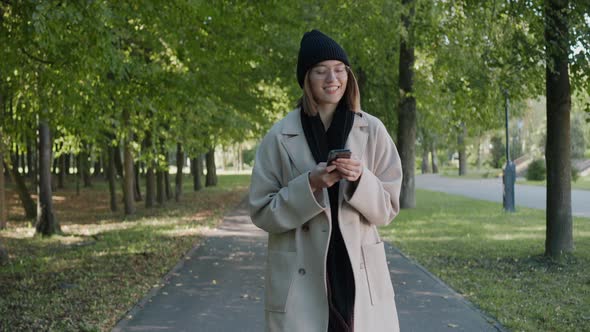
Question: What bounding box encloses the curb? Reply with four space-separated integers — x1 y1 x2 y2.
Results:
386 243 509 332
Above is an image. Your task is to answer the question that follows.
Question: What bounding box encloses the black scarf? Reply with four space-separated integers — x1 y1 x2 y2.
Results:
300 102 355 332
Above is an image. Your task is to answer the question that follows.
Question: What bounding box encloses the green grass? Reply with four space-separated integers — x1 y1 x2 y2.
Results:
517 177 590 191
0 174 250 332
381 190 590 332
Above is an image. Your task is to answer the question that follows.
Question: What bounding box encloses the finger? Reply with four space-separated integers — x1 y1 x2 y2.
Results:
325 165 338 173
334 158 361 166
335 164 360 175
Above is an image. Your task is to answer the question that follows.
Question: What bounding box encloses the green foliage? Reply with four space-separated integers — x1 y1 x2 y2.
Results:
571 113 586 159
490 135 506 168
242 146 257 167
571 167 579 183
526 159 546 181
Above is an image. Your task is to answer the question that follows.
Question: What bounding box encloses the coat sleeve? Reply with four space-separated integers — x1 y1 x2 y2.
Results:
249 132 326 234
343 119 402 226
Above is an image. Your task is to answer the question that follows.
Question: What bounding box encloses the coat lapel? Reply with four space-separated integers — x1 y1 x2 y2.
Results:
345 112 369 160
280 109 317 175
280 109 369 177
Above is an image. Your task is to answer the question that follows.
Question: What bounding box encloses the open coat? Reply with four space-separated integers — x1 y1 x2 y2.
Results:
249 108 402 332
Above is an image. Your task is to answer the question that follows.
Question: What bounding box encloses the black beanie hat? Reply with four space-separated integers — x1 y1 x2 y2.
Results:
297 29 350 88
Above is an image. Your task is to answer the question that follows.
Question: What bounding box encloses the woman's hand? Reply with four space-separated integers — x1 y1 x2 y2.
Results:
332 157 363 182
309 162 342 192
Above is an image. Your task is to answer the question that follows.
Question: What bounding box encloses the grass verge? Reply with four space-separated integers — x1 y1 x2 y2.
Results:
517 177 590 191
380 189 590 332
0 174 250 332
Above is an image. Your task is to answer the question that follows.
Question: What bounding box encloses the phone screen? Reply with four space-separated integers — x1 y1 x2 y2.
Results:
327 149 351 166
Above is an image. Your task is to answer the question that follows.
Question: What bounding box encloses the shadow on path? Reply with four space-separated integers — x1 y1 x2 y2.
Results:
113 198 505 332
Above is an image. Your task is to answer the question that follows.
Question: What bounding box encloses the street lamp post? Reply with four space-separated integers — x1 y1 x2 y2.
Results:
503 90 516 212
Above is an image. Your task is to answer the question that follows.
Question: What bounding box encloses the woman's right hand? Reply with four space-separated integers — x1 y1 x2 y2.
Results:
309 162 342 192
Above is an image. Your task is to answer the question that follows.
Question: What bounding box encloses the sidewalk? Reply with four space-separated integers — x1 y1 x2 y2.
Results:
416 174 590 218
113 199 505 332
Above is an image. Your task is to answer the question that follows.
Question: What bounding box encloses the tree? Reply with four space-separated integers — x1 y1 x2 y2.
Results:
36 113 61 236
0 241 7 265
175 142 184 202
397 0 417 208
544 0 573 257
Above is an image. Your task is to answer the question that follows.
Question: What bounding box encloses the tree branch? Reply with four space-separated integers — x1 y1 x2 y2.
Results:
19 47 55 65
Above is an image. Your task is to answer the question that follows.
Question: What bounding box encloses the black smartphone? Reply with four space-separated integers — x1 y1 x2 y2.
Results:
327 148 351 166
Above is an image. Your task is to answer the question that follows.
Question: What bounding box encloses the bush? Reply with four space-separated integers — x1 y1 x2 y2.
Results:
489 135 505 168
571 167 579 182
526 159 546 181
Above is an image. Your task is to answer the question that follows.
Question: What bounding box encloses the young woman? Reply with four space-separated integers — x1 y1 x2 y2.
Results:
249 29 402 332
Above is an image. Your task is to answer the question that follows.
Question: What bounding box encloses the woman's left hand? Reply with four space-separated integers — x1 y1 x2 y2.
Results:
332 157 363 182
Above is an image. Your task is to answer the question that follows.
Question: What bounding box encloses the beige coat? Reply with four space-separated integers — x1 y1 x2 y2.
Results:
249 108 402 332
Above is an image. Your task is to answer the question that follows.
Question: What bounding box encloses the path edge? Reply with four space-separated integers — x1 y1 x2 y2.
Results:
111 196 249 332
386 243 509 332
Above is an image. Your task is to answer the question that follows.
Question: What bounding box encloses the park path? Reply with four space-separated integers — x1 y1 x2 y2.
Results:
113 199 505 332
416 174 590 218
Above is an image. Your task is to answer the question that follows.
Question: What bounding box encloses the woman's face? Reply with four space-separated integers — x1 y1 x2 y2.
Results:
308 60 348 107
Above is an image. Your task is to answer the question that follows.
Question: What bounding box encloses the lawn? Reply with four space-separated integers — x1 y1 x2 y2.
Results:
381 189 590 332
517 177 590 191
0 174 251 332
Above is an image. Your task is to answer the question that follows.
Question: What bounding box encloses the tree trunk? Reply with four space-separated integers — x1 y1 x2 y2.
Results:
396 0 416 208
0 149 6 229
476 136 483 171
191 155 203 191
175 143 184 202
51 150 58 175
7 162 36 219
156 170 164 205
134 162 142 202
164 170 172 200
57 154 66 189
431 144 439 174
93 158 102 178
0 241 7 265
81 148 92 187
36 118 60 236
26 139 34 177
75 154 80 196
421 147 430 174
114 144 123 178
63 154 70 175
144 131 155 208
106 147 118 212
122 110 135 215
145 165 155 208
458 122 467 176
205 148 217 187
544 0 573 257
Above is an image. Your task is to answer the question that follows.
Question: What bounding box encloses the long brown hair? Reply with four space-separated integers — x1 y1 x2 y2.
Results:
297 66 361 116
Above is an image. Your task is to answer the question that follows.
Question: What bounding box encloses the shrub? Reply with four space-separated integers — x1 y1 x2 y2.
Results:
526 159 546 181
489 135 505 168
571 167 579 182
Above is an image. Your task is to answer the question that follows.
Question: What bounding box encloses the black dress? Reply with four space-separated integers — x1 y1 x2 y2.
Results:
300 103 356 332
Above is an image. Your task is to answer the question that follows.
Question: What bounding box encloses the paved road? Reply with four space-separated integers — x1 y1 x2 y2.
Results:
416 174 590 218
113 199 504 332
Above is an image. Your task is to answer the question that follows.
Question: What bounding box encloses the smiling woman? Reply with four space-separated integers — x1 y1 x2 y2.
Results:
249 29 402 332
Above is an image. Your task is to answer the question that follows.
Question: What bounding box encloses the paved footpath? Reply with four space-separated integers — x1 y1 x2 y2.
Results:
416 174 590 218
113 199 505 332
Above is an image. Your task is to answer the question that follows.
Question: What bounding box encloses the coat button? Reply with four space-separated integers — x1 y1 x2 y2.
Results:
298 268 306 275
302 224 309 232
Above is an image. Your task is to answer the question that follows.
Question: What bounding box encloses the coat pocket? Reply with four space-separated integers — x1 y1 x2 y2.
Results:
265 250 297 312
361 241 394 306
